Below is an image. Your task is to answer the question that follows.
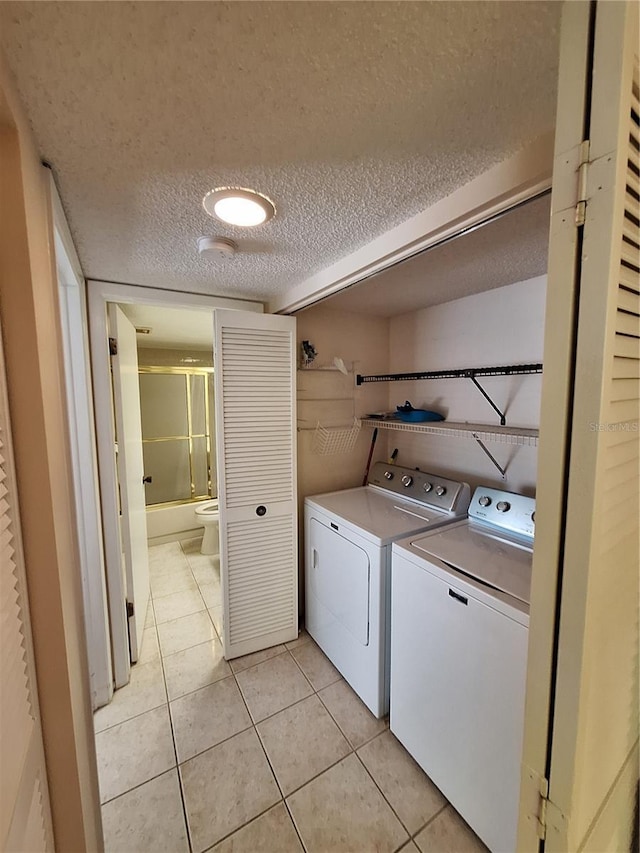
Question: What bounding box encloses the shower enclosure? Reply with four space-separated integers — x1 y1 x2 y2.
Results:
138 366 216 506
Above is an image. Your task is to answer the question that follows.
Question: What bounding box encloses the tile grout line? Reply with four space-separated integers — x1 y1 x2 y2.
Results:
229 657 310 853
170 541 205 853
352 747 414 846
162 544 193 851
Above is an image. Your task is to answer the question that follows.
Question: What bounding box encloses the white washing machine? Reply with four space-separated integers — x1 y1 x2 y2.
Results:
390 486 535 853
305 462 470 718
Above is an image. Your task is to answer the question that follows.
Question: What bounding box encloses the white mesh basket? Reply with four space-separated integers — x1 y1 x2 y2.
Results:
312 418 361 456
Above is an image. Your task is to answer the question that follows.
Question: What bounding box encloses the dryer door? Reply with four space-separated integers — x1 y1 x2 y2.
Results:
307 517 370 645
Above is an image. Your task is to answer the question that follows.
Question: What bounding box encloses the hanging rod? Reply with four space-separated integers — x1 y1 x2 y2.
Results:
355 363 543 427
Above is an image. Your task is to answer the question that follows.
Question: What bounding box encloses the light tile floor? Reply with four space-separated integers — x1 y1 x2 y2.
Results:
95 538 488 853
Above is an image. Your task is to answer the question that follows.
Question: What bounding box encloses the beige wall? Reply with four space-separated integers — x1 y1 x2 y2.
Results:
294 305 389 611
387 275 546 494
0 54 102 851
295 304 390 501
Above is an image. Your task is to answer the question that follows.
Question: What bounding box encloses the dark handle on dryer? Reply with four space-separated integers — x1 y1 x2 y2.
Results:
448 589 468 605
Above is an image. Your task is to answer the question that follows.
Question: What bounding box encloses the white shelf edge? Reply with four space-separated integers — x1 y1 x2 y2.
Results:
361 417 539 447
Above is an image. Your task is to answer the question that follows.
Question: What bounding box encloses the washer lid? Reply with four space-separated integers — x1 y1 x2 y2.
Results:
410 521 533 605
305 486 458 545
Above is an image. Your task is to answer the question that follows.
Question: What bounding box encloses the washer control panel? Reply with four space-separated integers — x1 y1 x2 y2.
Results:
368 462 470 514
469 487 536 540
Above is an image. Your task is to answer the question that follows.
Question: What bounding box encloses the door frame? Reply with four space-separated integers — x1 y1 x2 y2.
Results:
87 279 262 687
52 181 113 709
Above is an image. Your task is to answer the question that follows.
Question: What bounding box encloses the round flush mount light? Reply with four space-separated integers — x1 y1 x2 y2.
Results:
202 187 275 227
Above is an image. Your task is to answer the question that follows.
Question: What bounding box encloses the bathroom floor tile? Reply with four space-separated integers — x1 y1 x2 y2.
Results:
229 644 287 674
414 805 488 852
95 705 176 803
198 580 222 608
180 728 280 852
257 694 351 795
180 537 204 555
100 769 189 853
286 754 408 853
163 638 231 700
211 802 303 853
357 731 446 834
317 679 387 749
235 653 314 723
157 610 217 657
137 626 160 666
290 640 341 691
150 567 199 598
153 587 206 624
209 606 223 638
170 677 252 763
93 659 166 732
149 542 189 576
190 558 221 586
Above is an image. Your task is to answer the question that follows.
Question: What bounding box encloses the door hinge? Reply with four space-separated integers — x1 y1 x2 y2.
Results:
109 336 118 356
537 776 550 840
126 601 134 619
575 139 591 227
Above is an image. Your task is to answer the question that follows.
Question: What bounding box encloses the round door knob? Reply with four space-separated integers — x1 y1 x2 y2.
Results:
256 505 267 517
401 475 413 487
423 482 433 493
479 495 491 507
384 471 394 480
435 485 446 496
496 501 511 512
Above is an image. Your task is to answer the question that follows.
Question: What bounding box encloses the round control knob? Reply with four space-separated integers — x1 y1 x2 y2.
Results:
401 474 413 487
496 501 511 512
384 471 394 480
423 482 433 493
435 485 446 496
478 496 492 507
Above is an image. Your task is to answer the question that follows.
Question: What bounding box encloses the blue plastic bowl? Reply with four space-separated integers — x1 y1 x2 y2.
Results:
396 409 444 423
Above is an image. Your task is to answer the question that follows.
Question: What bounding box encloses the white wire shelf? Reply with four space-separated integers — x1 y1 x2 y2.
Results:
361 417 539 447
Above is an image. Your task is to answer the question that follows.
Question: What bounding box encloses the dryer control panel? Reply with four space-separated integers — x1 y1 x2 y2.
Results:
368 462 469 514
469 487 536 540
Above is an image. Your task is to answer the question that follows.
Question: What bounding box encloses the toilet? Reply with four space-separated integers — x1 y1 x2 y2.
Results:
194 499 220 555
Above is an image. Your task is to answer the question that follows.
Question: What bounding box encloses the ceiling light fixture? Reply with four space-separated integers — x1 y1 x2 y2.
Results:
202 187 275 227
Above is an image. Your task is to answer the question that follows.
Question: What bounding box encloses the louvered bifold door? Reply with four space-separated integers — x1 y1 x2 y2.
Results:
0 328 54 852
214 310 298 659
543 3 640 850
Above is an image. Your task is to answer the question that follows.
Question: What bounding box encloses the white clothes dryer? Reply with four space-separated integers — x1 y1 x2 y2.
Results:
304 462 470 718
390 486 535 853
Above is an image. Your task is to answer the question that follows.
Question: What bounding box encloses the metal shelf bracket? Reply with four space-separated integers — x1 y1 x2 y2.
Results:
472 433 507 479
469 375 507 426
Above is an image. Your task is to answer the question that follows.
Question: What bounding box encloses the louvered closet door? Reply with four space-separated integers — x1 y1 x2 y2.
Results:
541 3 640 850
0 329 54 852
214 310 297 659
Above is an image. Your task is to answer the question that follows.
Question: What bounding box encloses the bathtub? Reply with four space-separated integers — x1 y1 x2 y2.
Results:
146 500 213 547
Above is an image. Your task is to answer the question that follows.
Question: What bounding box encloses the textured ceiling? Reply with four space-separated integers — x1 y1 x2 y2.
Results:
1 1 561 301
321 193 551 317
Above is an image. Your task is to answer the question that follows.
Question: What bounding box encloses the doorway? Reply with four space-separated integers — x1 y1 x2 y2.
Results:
87 280 262 691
